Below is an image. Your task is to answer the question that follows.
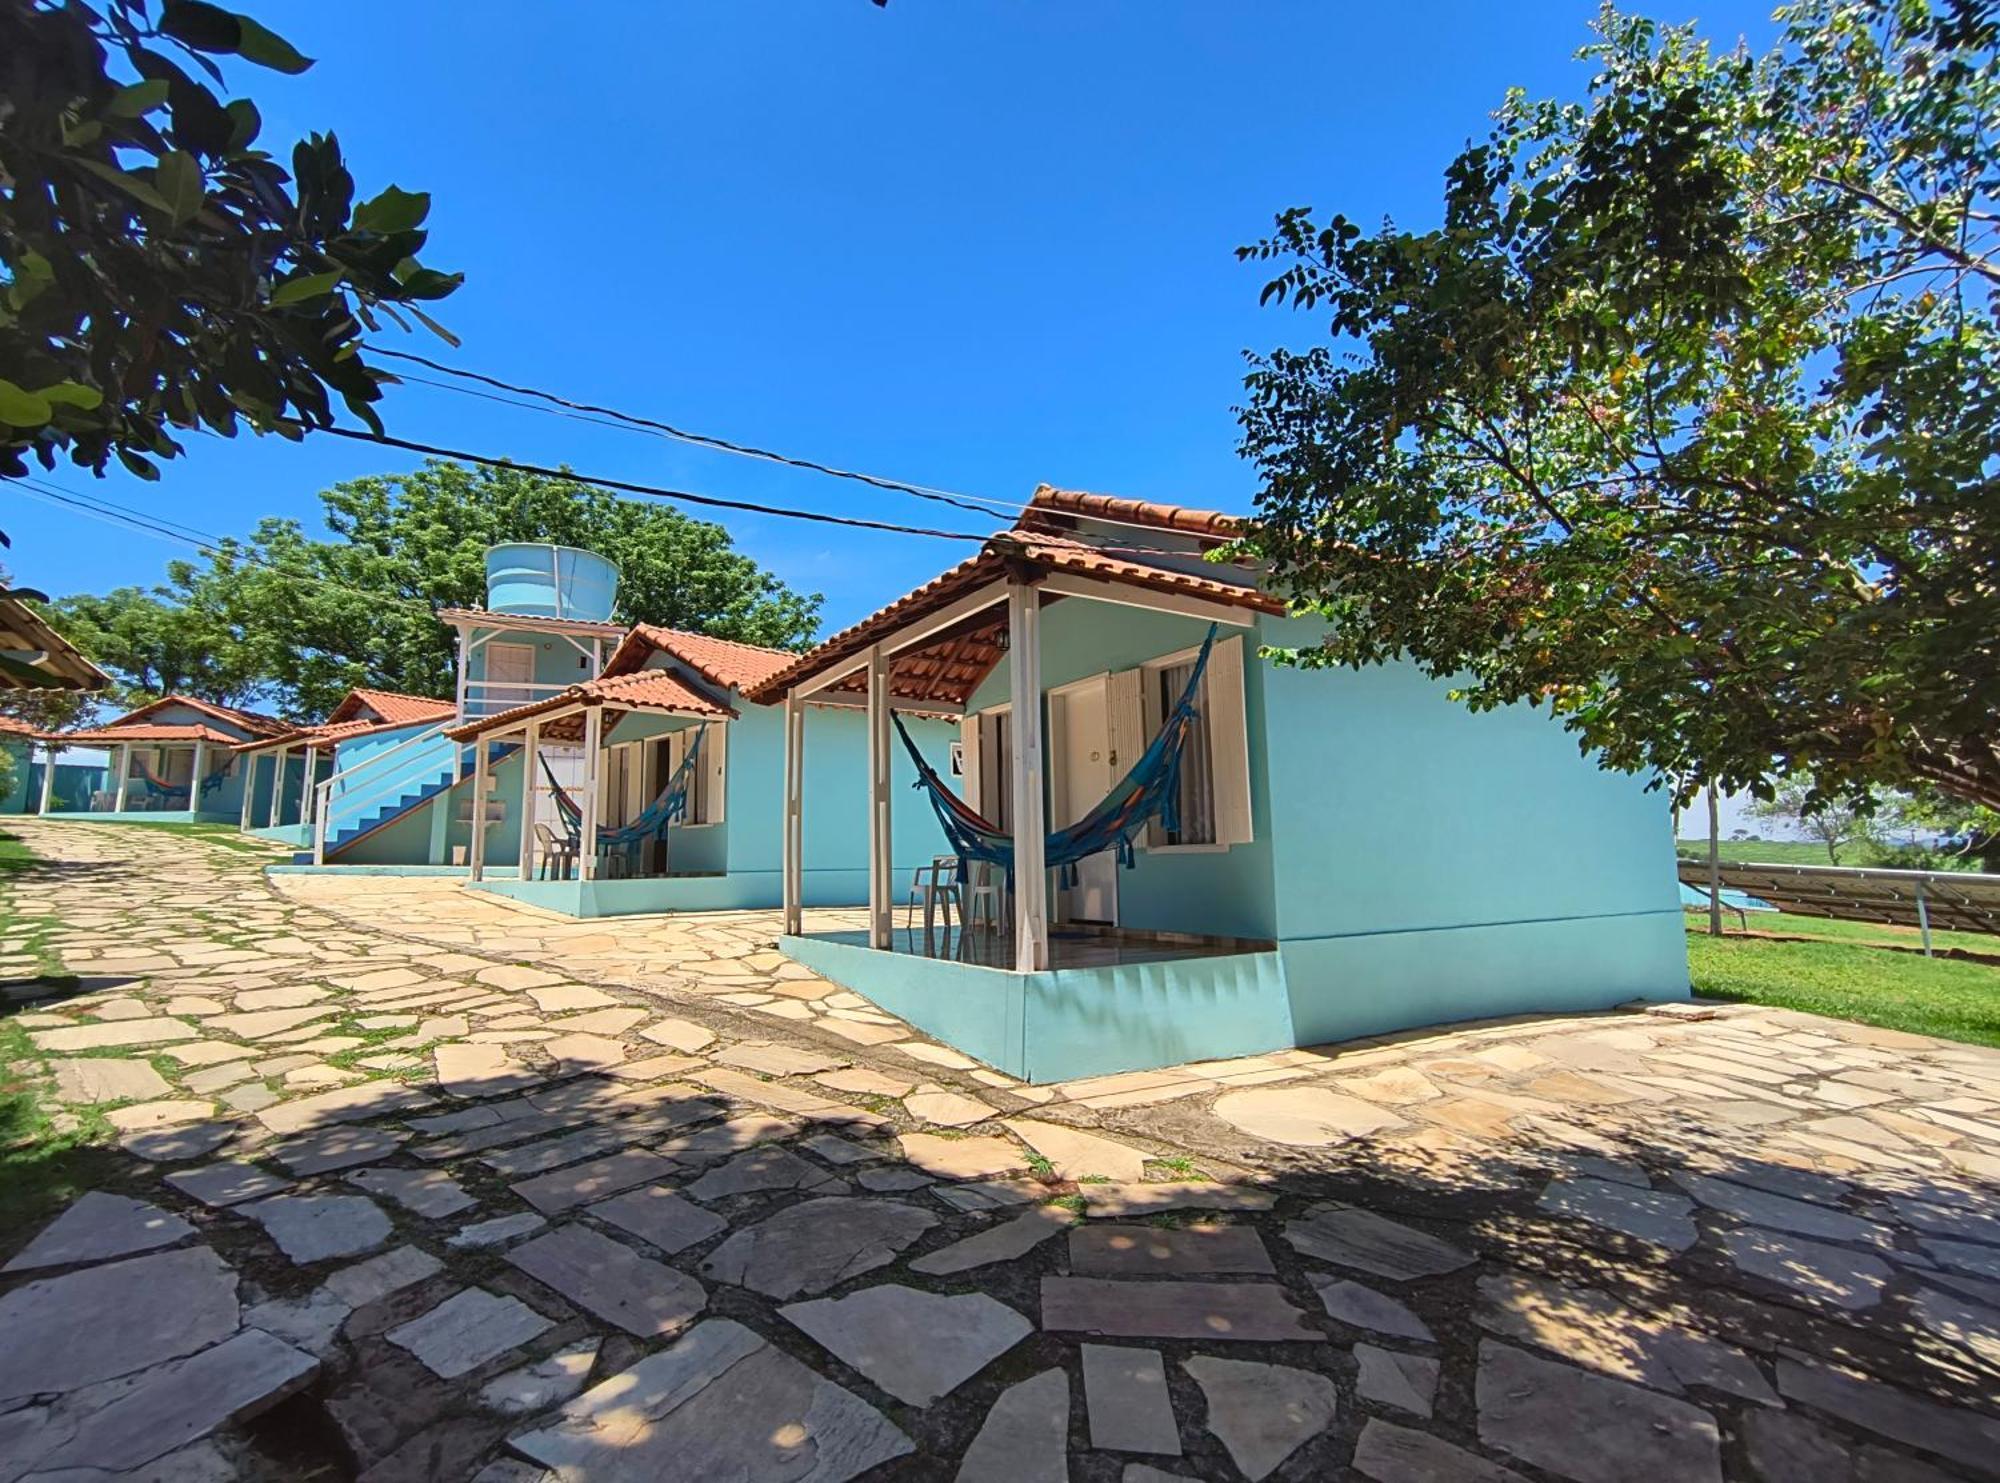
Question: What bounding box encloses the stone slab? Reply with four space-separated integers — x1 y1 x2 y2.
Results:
1283 1206 1475 1281
120 1119 241 1162
450 1212 550 1250
348 1165 478 1218
911 1205 1074 1276
481 1338 600 1416
324 1243 446 1308
1352 1418 1529 1483
269 1125 413 1176
1720 1227 1891 1310
1185 1355 1338 1481
0 1246 238 1402
700 1196 937 1298
1082 1344 1180 1455
1041 1278 1323 1343
1477 1341 1721 1483
511 1149 676 1214
1212 1086 1406 1146
897 1132 1026 1180
29 1328 318 1475
2 1191 193 1272
1776 1357 2000 1476
30 1017 197 1051
957 1367 1069 1483
1078 1181 1276 1217
1003 1117 1149 1181
1070 1222 1275 1277
506 1223 707 1338
256 1079 433 1135
1538 1177 1697 1251
386 1287 554 1379
589 1186 728 1256
781 1284 1031 1406
511 1318 911 1480
166 1160 293 1208
684 1144 845 1202
51 1056 171 1104
244 1193 393 1264
1313 1277 1434 1341
1355 1344 1438 1418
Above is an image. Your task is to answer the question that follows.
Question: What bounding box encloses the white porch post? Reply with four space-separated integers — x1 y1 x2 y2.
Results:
469 733 490 880
37 740 57 814
304 748 322 835
267 744 289 827
1007 579 1049 971
454 628 469 718
239 753 257 830
189 737 206 818
866 647 893 949
112 742 131 813
782 689 804 937
519 721 540 879
580 706 602 881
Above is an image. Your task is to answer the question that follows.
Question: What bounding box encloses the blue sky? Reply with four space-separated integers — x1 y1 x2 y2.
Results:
11 0 1778 637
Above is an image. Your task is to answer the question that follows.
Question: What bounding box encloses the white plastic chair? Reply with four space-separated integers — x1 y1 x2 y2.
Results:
905 856 961 940
963 859 1002 934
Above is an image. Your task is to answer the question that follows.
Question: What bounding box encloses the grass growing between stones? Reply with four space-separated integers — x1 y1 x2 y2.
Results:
1687 928 2000 1048
98 819 278 854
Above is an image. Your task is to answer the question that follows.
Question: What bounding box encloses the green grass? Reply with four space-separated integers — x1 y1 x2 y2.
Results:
1687 927 2000 1048
0 828 125 1243
1713 908 2000 957
95 819 282 854
1678 837 1891 868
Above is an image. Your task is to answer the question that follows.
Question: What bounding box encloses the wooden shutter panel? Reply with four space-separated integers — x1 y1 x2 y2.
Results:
704 721 727 825
1209 634 1253 846
959 713 982 814
1107 669 1145 775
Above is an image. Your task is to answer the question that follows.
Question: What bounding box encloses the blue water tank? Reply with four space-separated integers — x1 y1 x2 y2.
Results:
484 543 619 622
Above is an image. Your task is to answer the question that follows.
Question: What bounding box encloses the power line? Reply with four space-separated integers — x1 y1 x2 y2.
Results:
307 423 992 541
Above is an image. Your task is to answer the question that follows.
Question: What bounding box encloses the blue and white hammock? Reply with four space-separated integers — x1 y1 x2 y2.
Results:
892 625 1218 886
134 754 229 803
541 725 707 851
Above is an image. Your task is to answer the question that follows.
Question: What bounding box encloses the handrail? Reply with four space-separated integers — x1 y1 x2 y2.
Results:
312 720 458 863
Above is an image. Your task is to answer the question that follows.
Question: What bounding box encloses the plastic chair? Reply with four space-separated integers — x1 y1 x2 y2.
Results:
905 856 961 940
963 859 1003 934
534 823 578 880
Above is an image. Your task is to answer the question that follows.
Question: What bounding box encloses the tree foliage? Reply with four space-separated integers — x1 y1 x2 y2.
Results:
1237 0 2000 812
0 0 461 483
51 463 825 718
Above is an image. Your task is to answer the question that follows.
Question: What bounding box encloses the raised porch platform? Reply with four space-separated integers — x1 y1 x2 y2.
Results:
781 925 1292 1083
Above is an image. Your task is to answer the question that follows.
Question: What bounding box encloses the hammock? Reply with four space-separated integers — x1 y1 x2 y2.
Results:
133 754 229 803
893 624 1218 886
539 728 707 851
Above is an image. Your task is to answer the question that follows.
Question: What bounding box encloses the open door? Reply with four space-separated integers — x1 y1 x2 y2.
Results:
1051 676 1117 925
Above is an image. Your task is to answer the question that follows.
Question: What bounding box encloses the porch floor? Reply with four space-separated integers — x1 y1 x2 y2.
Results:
812 922 1268 971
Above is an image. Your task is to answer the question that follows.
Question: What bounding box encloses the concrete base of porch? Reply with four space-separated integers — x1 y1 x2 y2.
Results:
465 867 876 919
40 808 236 824
781 927 1294 1083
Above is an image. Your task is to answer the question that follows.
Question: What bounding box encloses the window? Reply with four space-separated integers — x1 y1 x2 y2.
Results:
1141 633 1252 850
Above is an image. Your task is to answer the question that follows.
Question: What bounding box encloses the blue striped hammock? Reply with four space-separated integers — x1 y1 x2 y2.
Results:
892 624 1217 886
540 724 706 849
134 755 229 802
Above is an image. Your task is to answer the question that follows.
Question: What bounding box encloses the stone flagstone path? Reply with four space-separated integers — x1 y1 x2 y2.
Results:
0 817 1994 1479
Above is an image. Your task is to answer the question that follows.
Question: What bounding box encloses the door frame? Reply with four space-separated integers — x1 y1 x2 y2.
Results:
1048 671 1118 927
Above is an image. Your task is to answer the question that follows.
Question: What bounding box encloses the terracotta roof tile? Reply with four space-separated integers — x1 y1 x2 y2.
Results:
446 666 732 741
326 688 455 727
63 722 246 745
604 626 798 692
1021 483 1246 540
100 694 286 738
0 715 48 741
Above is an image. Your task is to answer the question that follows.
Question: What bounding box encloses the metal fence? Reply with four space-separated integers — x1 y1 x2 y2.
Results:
1677 858 2000 953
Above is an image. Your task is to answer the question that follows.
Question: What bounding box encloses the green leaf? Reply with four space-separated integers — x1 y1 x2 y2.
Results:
0 380 53 428
67 156 171 213
115 448 161 481
155 150 205 226
224 98 261 150
158 0 241 52
104 80 171 117
353 185 429 234
233 16 314 73
40 382 105 411
408 305 461 348
268 269 344 307
396 268 463 302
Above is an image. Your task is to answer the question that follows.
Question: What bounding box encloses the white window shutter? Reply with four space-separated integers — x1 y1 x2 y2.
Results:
705 722 727 825
1107 669 1145 775
1209 634 1253 845
959 714 982 814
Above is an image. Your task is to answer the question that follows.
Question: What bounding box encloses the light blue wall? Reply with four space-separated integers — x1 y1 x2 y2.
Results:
13 761 107 814
463 624 602 698
322 723 455 843
1 739 33 813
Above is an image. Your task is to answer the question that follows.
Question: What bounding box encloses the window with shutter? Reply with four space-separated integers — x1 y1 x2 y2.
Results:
1138 633 1252 849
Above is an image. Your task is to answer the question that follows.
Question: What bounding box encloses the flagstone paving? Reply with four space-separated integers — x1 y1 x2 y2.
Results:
0 820 1996 1479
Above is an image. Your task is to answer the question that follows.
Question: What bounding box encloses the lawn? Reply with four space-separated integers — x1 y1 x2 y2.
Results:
0 829 124 1241
1677 837 1906 868
93 818 286 854
1686 926 2000 1048
1713 908 2000 958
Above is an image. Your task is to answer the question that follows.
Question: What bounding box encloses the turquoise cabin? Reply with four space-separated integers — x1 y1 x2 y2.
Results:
751 485 1690 1083
0 717 107 815
280 542 958 904
48 696 286 822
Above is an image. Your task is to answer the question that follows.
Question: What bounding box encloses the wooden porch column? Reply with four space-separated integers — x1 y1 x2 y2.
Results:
866 646 893 949
782 689 804 936
1007 579 1048 971
112 742 131 813
519 721 540 879
580 706 602 881
468 733 490 880
37 739 57 814
266 744 289 827
189 737 206 818
304 748 322 836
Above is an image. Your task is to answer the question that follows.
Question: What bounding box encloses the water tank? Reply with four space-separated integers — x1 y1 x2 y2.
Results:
484 543 619 622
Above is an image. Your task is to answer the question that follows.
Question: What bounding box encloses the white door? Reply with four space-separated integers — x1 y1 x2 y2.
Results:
1054 677 1117 924
485 642 536 713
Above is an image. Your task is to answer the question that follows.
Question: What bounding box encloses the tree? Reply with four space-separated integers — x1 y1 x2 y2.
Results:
1 0 461 484
47 582 266 707
1236 0 2000 815
1749 780 1883 865
60 462 825 718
